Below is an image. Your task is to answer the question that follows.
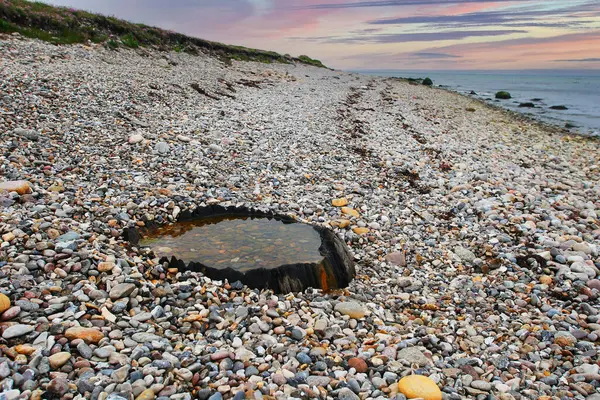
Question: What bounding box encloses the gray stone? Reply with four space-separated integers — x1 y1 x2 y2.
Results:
109 283 136 300
471 380 492 391
396 347 430 367
77 341 93 358
306 376 331 387
12 128 39 141
455 246 476 263
155 141 170 154
338 388 360 400
132 332 162 342
2 324 34 339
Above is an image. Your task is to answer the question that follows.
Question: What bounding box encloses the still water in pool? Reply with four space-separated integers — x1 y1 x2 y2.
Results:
140 216 325 271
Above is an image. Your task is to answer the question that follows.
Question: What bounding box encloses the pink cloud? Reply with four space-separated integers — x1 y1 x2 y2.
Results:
377 31 600 69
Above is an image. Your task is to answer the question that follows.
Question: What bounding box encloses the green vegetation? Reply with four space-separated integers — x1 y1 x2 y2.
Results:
298 55 326 68
395 77 434 86
120 32 139 48
0 0 327 67
495 91 512 100
106 38 118 50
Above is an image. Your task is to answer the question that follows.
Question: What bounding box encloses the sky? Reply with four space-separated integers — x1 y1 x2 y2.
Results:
42 0 600 70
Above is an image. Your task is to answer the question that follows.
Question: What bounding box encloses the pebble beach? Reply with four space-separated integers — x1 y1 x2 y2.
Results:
1 34 599 400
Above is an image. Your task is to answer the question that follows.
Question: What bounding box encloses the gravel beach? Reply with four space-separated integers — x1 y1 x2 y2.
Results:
1 35 599 400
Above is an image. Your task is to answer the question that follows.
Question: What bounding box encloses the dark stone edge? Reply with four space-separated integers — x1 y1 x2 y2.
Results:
122 204 355 293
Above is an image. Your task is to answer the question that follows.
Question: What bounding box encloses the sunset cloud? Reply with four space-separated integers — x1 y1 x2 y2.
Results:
412 52 462 59
291 0 533 10
556 57 600 62
41 0 600 70
302 29 528 43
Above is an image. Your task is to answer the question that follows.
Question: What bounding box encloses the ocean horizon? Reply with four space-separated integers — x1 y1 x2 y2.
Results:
355 69 600 136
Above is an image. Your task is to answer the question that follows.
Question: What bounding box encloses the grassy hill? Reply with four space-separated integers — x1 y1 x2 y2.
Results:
0 0 327 67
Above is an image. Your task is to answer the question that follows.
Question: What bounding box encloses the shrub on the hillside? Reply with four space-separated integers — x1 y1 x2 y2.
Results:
422 77 433 86
120 33 139 48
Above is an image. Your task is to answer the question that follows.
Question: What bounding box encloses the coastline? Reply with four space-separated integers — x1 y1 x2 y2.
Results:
443 87 588 138
358 70 600 138
1 35 599 400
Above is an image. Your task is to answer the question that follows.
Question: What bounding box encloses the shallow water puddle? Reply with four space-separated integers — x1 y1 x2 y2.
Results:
136 208 356 293
140 215 325 272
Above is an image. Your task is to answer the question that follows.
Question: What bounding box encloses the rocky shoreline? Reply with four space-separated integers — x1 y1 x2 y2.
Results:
1 34 599 400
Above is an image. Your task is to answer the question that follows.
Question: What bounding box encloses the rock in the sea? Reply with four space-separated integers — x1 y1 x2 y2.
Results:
64 327 104 344
0 180 31 195
397 375 442 400
335 301 366 319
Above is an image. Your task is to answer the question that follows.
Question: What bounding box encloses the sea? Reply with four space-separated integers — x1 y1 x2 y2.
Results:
356 69 600 137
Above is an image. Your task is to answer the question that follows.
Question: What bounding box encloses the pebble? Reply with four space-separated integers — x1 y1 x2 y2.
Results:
397 375 442 400
2 324 34 339
454 246 476 263
334 301 366 318
136 389 155 400
348 357 368 373
48 352 71 369
109 283 136 300
128 133 144 144
155 141 170 154
471 380 492 391
64 327 104 344
397 347 430 367
0 180 31 195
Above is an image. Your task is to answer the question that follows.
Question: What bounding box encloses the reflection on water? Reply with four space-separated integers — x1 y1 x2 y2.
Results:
141 215 326 271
